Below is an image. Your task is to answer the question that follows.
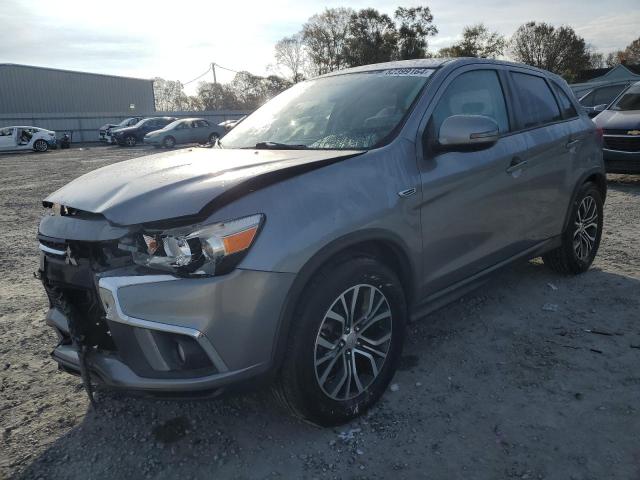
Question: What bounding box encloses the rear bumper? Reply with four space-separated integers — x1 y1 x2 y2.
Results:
603 149 640 174
46 270 295 392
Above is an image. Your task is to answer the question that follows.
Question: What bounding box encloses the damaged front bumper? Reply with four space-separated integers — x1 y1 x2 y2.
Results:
38 217 295 394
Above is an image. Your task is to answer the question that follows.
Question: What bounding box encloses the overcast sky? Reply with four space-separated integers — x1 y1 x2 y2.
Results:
1 0 638 93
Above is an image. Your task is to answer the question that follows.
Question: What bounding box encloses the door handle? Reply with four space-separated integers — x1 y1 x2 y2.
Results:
506 157 528 174
565 139 580 149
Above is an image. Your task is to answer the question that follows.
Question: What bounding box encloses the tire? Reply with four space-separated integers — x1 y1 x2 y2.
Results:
124 135 137 147
543 182 603 275
275 256 406 426
163 136 176 148
208 133 219 145
33 139 48 152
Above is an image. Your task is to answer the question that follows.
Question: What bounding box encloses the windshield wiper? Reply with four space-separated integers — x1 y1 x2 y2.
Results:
253 141 308 150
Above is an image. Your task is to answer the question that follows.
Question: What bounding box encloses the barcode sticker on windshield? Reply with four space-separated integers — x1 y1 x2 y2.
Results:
382 68 434 77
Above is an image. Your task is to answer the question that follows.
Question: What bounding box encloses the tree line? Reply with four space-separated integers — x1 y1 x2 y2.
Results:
154 5 640 112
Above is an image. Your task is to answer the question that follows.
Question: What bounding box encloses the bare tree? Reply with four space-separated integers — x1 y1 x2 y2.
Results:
606 37 640 67
274 34 308 82
302 8 354 75
510 22 592 81
153 78 189 111
394 6 438 60
344 8 397 67
438 24 506 59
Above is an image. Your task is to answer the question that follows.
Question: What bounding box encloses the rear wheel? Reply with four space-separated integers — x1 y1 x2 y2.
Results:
33 139 48 152
163 136 176 148
543 182 603 274
275 256 406 426
124 135 137 147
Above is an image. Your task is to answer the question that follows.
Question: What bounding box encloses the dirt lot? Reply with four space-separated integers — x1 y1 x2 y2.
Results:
1 145 639 480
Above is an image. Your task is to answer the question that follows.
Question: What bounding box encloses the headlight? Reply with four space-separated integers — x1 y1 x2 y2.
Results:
121 214 264 276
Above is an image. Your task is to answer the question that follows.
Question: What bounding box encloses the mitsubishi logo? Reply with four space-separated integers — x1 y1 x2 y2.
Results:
65 245 78 266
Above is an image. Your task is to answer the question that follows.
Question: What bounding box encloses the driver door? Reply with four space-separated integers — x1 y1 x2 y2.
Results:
417 66 531 296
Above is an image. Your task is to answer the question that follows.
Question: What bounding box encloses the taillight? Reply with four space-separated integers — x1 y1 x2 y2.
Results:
595 126 603 144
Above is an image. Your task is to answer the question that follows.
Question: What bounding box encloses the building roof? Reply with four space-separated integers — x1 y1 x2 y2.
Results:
574 63 640 83
0 63 152 82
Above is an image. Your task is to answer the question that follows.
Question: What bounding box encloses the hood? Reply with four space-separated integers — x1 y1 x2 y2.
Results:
45 147 363 226
594 110 640 131
111 125 137 134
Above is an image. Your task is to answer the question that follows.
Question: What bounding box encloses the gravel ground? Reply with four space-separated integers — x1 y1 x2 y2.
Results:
1 145 639 480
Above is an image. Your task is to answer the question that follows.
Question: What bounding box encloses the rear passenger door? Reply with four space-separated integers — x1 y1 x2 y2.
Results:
507 70 573 241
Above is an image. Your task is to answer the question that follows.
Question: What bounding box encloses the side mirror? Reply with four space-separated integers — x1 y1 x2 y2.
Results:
586 104 607 118
438 115 500 149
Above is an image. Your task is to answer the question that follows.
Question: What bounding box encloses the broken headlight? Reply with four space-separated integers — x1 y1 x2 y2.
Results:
121 214 264 276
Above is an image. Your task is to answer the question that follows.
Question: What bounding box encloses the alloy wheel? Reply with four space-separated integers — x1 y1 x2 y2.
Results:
34 140 47 152
573 195 598 260
314 284 393 401
125 136 136 147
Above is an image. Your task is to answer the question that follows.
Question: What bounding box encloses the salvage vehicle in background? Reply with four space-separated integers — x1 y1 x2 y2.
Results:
594 81 640 173
218 115 246 132
0 126 57 152
144 118 223 148
577 82 631 117
99 117 144 143
36 58 605 426
111 117 176 147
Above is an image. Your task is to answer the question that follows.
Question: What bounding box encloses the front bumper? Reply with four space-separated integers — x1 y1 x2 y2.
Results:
603 148 640 174
43 258 295 392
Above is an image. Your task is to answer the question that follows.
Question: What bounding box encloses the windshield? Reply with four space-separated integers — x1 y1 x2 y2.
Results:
221 69 434 150
164 120 185 130
117 117 136 126
610 84 640 111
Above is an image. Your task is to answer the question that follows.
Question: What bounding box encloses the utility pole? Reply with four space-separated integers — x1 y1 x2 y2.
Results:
211 62 217 84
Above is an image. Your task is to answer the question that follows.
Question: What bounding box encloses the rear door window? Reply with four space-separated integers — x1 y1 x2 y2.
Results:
551 82 578 119
511 72 562 129
432 69 510 134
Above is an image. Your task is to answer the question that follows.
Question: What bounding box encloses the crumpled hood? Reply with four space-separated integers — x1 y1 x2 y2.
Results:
45 147 362 225
594 110 640 130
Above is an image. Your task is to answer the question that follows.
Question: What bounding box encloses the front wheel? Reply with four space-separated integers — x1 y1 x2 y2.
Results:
208 133 219 145
33 139 48 152
275 256 406 426
123 135 137 147
163 136 176 148
543 182 603 274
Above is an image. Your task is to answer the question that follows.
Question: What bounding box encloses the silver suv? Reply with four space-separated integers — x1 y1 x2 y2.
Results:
37 58 605 426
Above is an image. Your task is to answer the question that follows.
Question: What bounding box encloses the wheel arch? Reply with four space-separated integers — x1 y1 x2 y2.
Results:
270 229 417 373
563 168 606 232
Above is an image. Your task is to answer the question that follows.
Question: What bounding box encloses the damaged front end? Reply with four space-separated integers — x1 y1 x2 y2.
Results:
37 204 232 403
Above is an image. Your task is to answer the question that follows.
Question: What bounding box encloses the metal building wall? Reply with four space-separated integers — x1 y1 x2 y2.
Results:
0 64 155 114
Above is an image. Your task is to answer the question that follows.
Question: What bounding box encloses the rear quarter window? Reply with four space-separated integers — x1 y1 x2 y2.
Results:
511 72 562 129
551 82 578 119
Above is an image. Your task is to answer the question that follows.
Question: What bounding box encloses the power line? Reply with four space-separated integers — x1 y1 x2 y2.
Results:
182 66 212 85
214 62 241 74
181 62 249 86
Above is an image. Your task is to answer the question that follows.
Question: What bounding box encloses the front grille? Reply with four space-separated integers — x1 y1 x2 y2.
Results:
602 129 630 135
603 135 640 152
44 282 116 350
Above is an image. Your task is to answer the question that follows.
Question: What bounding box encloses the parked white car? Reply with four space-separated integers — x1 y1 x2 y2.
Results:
0 126 57 152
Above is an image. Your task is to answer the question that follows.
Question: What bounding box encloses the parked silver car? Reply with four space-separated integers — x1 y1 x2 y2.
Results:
144 118 223 148
37 58 605 426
